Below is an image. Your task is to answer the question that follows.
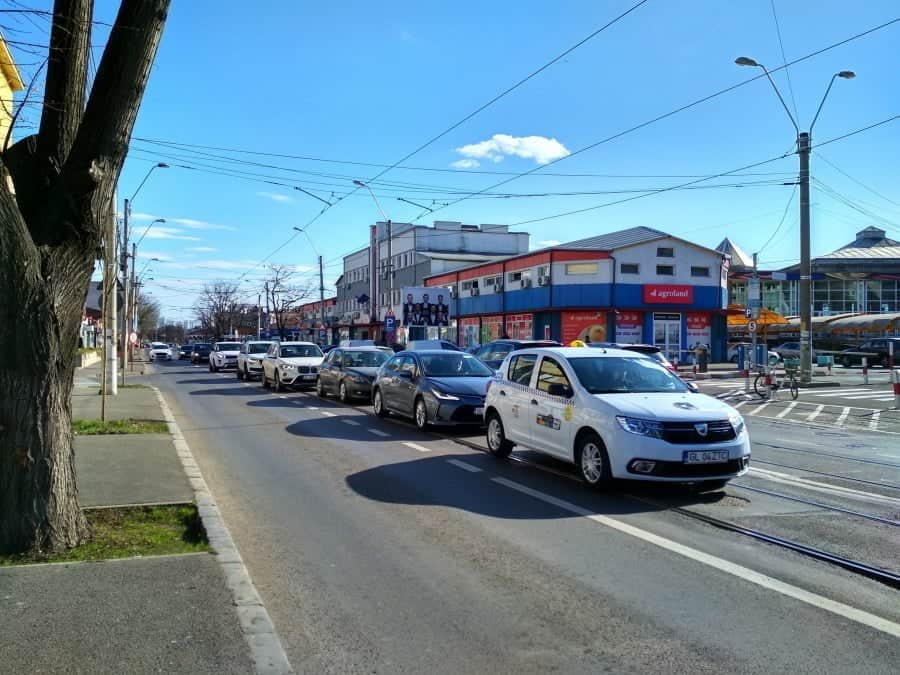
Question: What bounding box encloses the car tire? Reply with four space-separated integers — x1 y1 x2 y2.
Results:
262 372 270 389
274 372 282 393
414 397 429 431
575 432 611 488
881 356 889 369
373 389 388 418
339 381 349 403
237 366 244 380
485 412 513 457
842 356 852 368
316 377 327 398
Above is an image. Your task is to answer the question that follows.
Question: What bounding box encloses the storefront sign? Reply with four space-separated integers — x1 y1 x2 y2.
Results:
615 311 643 344
686 312 711 349
643 284 694 304
506 314 533 340
562 311 607 345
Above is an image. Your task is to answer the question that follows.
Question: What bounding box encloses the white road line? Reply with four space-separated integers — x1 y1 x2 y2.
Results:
278 395 288 399
305 405 318 410
775 402 797 419
749 467 900 507
869 412 881 431
342 418 361 426
402 442 431 453
810 389 870 397
491 476 900 639
732 400 747 410
447 459 482 473
805 404 825 422
843 393 896 400
321 411 336 417
368 428 390 437
836 407 851 426
747 403 770 416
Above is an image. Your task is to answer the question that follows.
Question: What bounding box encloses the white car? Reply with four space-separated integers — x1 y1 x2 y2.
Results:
483 347 750 489
149 342 172 361
209 341 242 372
236 341 273 380
261 341 325 392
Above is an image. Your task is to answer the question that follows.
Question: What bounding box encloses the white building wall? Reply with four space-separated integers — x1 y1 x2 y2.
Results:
613 237 723 287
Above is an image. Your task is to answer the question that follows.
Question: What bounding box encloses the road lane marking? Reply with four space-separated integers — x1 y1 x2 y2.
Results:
321 411 336 417
490 476 900 639
805 405 825 422
732 400 747 410
403 442 431 453
811 389 870 396
747 403 770 416
305 405 318 410
278 395 288 399
447 459 482 473
342 419 361 426
368 428 390 437
836 407 851 425
775 402 797 419
843 393 896 400
749 467 900 507
869 412 881 431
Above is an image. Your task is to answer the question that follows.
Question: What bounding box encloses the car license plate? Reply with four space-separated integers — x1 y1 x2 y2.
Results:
684 450 729 464
302 374 316 380
474 407 484 416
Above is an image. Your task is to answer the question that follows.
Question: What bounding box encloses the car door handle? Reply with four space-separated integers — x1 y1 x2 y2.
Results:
530 399 539 406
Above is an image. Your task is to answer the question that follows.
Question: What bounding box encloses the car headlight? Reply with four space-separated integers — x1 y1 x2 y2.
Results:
728 411 745 436
282 364 297 371
616 416 664 439
431 388 460 401
349 374 369 384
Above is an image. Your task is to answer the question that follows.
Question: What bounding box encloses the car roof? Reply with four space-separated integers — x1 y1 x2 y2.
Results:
277 341 319 346
516 346 647 358
336 346 390 352
396 349 470 356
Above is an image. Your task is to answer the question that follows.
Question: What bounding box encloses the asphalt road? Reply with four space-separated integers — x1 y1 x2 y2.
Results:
149 359 900 674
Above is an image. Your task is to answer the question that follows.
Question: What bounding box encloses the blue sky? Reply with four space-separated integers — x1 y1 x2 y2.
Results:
10 1 900 321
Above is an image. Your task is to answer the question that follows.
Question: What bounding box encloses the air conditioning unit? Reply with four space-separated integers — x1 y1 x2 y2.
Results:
449 287 456 298
537 276 550 287
470 288 480 297
520 278 532 289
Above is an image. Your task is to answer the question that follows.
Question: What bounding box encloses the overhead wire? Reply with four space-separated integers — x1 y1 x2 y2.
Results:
757 183 798 254
769 0 800 122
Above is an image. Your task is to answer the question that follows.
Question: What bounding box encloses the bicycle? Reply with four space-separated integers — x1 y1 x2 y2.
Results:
753 369 798 400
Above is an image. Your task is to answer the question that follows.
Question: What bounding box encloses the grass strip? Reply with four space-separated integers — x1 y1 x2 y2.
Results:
73 418 168 435
0 505 209 566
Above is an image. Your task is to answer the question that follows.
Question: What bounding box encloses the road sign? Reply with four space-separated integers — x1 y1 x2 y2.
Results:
384 316 396 332
744 308 752 319
129 332 138 344
747 320 758 333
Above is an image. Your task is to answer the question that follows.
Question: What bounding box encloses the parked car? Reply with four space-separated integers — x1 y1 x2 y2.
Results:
589 342 677 373
483 347 750 489
406 339 464 352
772 341 818 361
372 350 494 430
473 339 562 370
261 341 325 391
178 344 193 360
148 342 172 361
236 341 273 380
727 342 781 366
316 346 392 402
190 343 212 363
839 337 900 368
208 341 241 372
321 345 336 355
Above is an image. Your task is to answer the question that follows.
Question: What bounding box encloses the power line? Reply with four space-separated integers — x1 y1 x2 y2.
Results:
758 183 798 254
813 151 900 208
814 113 900 148
769 0 800 123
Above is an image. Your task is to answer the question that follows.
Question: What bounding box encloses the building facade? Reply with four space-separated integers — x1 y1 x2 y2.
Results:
0 34 24 152
426 226 731 363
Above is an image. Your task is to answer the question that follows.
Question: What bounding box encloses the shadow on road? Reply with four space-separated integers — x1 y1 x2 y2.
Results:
188 386 267 397
284 414 427 443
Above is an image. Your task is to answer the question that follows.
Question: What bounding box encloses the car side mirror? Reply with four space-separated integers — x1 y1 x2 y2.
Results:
686 381 699 393
397 370 412 380
547 383 573 398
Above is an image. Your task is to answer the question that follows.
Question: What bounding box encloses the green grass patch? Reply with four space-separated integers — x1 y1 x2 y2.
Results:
120 383 150 389
0 505 209 566
73 418 168 435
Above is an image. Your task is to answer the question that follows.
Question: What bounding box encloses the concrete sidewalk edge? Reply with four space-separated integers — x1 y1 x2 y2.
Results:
152 386 294 675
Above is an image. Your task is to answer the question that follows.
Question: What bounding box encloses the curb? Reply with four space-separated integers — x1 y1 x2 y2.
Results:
152 387 293 674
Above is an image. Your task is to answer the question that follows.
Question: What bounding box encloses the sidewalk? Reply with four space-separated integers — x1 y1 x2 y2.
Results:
0 366 269 674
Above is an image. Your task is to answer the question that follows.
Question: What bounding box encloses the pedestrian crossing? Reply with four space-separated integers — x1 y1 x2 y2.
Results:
703 382 898 404
728 398 900 433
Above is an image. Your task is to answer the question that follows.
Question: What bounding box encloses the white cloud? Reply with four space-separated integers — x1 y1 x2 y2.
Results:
142 226 202 241
136 251 172 261
131 212 236 231
539 239 562 247
256 191 292 203
455 134 570 165
186 246 218 253
450 159 480 169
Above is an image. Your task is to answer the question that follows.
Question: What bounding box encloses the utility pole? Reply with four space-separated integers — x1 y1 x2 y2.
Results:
101 192 118 418
264 281 270 337
798 132 812 384
750 253 759 372
120 198 130 384
257 293 262 339
319 255 326 345
129 242 137 371
386 219 393 318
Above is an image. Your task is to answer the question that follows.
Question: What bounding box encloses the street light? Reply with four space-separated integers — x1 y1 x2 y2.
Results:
134 218 166 248
735 57 854 383
293 227 325 342
354 179 393 337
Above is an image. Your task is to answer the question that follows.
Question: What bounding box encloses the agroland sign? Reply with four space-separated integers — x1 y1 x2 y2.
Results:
643 284 694 304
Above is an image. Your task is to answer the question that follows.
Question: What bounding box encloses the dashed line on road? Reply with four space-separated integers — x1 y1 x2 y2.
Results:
447 459 482 473
403 442 431 453
368 428 390 437
869 412 881 431
489 476 900 639
342 418 361 426
321 411 336 417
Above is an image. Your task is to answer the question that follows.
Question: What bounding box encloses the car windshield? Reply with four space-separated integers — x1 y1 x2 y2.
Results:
194 343 210 349
421 353 493 377
248 343 269 354
568 356 688 394
152 343 167 349
343 350 390 367
280 345 323 358
217 343 241 351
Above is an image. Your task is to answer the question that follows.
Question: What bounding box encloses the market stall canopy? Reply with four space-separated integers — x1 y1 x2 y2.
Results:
825 312 900 331
726 306 789 327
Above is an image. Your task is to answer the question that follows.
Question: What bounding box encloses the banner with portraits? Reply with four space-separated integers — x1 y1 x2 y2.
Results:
401 287 452 327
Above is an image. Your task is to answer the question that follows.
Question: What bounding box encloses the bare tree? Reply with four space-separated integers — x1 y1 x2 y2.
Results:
266 265 312 339
193 281 256 340
136 291 159 338
0 1 170 554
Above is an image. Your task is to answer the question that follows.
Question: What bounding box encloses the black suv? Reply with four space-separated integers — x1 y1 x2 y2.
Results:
190 343 212 364
839 338 900 368
473 339 561 370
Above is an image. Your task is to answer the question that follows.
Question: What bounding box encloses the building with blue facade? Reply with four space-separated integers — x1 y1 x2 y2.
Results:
425 226 731 363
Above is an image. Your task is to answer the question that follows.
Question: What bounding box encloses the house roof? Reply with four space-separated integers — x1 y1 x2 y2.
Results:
0 35 24 92
816 245 900 261
716 237 754 267
838 226 899 250
417 251 508 263
554 226 669 251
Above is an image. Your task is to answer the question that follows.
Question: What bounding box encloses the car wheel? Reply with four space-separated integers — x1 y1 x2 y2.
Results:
262 372 270 389
414 398 429 431
881 356 889 368
274 372 282 393
485 412 513 457
316 377 327 398
237 366 244 380
339 381 349 403
373 389 388 417
575 432 611 488
842 356 852 368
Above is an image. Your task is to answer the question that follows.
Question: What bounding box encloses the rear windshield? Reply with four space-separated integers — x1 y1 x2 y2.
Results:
280 345 323 358
421 353 493 377
343 350 390 368
248 343 269 354
216 343 241 351
193 343 210 349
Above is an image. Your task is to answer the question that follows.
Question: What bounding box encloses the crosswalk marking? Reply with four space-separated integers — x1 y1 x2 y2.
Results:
810 389 871 397
869 412 881 431
732 400 747 409
776 402 797 419
836 407 851 425
747 403 770 416
843 392 895 400
806 404 825 422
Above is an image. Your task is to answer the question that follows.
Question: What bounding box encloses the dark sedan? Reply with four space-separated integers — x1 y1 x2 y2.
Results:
473 339 561 370
839 338 900 368
316 347 392 402
178 344 193 360
190 343 212 363
372 350 494 430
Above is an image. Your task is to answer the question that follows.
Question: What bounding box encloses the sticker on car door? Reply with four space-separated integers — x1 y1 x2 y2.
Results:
536 413 561 430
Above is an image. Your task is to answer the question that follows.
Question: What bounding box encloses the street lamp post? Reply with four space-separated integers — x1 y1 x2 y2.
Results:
735 57 854 384
293 226 327 344
353 180 393 339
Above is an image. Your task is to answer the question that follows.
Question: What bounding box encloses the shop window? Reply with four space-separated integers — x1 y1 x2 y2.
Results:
461 279 478 291
483 275 502 288
656 265 675 276
565 262 599 275
620 263 639 275
656 247 674 258
508 271 523 283
691 266 710 277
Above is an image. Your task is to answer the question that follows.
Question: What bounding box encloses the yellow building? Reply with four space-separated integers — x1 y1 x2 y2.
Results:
0 33 25 150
